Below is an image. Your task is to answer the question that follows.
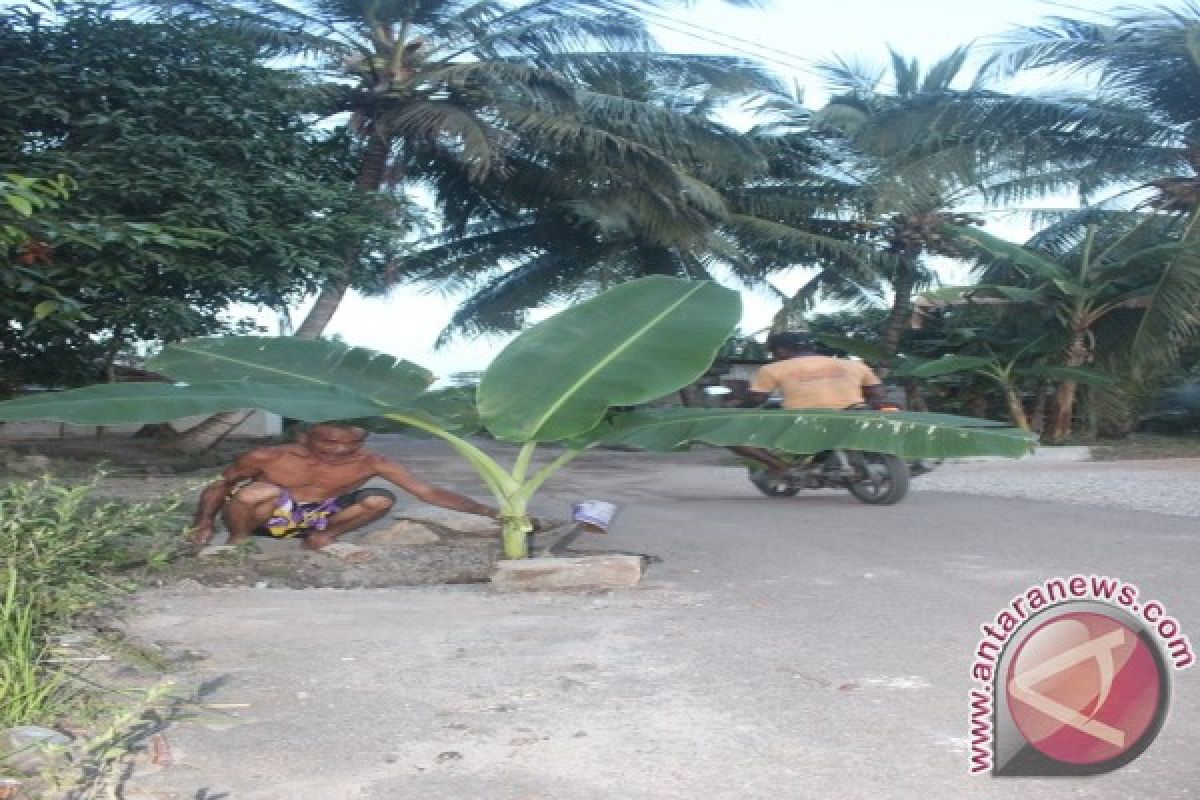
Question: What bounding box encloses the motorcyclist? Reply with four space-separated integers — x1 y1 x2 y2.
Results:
728 331 886 475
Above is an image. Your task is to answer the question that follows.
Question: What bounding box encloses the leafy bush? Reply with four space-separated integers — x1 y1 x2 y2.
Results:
0 474 184 728
0 475 185 627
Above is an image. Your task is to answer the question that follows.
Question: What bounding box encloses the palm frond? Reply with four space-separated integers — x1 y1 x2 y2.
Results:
945 224 1070 282
1128 229 1200 373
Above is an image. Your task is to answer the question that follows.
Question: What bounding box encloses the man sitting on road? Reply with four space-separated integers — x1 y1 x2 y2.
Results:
728 331 886 475
188 422 500 551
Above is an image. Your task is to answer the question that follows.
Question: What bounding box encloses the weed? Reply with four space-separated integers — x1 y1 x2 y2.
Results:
0 474 185 731
0 474 186 629
0 568 65 728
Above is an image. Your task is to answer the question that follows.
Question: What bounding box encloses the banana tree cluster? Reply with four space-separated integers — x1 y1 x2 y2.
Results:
0 277 1035 558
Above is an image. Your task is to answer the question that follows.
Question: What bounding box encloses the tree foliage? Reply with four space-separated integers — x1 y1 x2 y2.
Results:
0 1 411 392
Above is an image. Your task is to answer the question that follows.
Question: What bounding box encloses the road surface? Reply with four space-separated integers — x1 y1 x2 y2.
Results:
125 441 1200 799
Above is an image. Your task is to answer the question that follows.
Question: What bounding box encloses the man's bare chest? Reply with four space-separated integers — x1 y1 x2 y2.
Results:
257 453 375 493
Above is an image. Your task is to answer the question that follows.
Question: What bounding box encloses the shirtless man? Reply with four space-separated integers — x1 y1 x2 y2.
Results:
189 423 499 551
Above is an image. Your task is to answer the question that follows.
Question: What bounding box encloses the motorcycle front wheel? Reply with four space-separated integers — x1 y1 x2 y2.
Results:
846 452 910 505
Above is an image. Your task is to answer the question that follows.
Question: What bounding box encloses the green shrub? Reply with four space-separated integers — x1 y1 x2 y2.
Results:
0 475 184 729
0 474 185 627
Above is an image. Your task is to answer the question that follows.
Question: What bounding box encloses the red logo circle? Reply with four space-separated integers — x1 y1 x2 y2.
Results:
1006 611 1163 765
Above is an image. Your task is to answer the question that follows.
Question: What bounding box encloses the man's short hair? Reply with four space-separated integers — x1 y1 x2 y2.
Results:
766 331 816 353
305 422 367 440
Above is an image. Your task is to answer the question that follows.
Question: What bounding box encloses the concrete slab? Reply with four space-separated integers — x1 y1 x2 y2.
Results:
491 555 643 591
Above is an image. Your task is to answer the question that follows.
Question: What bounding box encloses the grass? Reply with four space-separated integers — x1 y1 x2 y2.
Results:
0 568 66 729
0 471 186 771
0 474 185 631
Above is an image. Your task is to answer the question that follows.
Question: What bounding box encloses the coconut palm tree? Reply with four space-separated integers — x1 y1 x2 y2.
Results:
978 4 1200 370
147 0 773 337
139 0 772 449
808 47 1022 356
389 56 885 343
710 95 892 330
931 213 1200 439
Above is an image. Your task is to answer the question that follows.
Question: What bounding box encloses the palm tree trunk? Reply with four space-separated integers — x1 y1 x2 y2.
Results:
164 135 396 454
163 410 254 453
294 134 393 339
294 283 349 339
1047 381 1079 442
881 263 918 355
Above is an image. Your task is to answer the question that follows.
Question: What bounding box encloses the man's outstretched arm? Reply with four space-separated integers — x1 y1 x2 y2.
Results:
373 457 499 519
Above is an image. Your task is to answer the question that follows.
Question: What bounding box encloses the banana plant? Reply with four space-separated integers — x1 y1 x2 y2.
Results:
0 277 1036 558
934 221 1200 439
894 349 1115 431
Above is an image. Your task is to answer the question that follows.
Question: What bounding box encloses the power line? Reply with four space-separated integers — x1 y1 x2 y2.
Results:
636 5 824 75
644 17 823 80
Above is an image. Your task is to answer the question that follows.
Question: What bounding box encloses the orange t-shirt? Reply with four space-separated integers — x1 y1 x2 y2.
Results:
750 356 881 410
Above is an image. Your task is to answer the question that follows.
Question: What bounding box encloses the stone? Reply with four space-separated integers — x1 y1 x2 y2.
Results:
121 789 181 800
395 507 499 536
318 542 374 563
490 555 643 591
197 545 237 558
50 632 92 648
2 726 72 775
361 521 440 546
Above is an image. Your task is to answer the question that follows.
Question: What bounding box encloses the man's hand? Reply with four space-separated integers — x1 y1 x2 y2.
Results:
188 524 215 548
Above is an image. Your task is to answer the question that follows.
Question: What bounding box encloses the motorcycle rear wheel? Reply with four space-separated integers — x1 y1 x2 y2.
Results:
748 467 800 497
846 453 910 505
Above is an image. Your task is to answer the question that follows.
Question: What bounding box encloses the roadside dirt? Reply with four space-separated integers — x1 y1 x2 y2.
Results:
2 434 500 589
0 434 626 590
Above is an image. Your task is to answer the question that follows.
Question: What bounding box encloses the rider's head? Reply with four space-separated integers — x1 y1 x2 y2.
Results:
766 331 818 360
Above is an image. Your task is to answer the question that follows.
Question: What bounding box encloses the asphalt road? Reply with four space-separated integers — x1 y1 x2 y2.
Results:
126 445 1200 799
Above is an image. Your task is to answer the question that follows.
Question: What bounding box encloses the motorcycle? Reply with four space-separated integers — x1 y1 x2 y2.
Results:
747 450 915 505
704 388 932 505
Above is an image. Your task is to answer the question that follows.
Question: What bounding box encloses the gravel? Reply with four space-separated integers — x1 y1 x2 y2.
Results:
916 458 1200 518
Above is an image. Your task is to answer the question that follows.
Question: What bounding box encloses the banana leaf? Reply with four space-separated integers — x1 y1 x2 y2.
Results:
588 408 1036 460
408 386 482 433
922 285 1044 304
897 355 998 379
0 381 384 424
150 337 434 407
478 277 741 442
943 225 1068 281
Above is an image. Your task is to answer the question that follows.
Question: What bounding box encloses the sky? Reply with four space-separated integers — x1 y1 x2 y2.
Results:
282 0 1133 382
